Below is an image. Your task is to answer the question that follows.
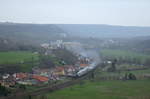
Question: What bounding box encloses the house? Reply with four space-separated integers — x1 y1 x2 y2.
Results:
49 73 59 80
14 73 28 80
49 40 63 49
32 75 49 83
32 68 50 77
17 79 37 85
41 43 50 49
0 75 16 87
17 81 32 85
0 80 16 88
53 67 65 76
79 57 90 64
2 74 10 79
64 65 76 75
80 64 88 68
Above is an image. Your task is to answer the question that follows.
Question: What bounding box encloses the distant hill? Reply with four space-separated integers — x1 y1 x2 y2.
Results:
0 23 66 44
0 23 150 44
56 24 150 38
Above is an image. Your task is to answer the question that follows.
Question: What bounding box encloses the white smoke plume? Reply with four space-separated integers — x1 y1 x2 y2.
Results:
64 42 101 64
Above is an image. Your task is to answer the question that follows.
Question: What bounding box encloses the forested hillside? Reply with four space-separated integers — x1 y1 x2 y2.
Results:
0 23 66 44
57 24 150 38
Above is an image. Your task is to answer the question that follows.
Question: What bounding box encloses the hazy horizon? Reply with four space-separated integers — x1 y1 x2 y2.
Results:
0 0 150 26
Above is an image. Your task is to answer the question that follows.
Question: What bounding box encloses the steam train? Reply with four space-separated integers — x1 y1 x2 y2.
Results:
69 62 98 78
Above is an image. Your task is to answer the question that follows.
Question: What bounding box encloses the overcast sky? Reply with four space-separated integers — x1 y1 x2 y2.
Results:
0 0 150 26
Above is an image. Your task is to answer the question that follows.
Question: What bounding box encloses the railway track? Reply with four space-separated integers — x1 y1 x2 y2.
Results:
28 71 93 96
1 68 96 99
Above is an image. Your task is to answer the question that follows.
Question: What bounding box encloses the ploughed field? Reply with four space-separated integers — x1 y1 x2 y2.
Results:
36 80 150 99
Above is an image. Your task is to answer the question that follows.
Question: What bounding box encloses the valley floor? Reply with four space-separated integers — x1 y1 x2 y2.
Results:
34 80 150 99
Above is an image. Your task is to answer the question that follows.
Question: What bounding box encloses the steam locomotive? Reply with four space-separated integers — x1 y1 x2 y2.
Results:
68 62 98 78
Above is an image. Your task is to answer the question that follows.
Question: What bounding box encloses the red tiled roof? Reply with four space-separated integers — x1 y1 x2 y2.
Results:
80 64 88 67
32 75 49 82
55 67 65 71
16 73 27 79
64 66 75 70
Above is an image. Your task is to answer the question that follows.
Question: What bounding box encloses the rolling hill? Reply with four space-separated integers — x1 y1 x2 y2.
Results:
57 24 150 38
0 22 150 44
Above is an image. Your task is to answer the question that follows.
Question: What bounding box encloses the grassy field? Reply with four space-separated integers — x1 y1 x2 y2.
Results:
101 49 150 59
94 68 150 80
0 51 39 64
0 51 39 72
101 49 150 65
36 80 150 99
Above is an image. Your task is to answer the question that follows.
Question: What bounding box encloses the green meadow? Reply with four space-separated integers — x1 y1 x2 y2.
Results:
0 51 39 64
101 49 150 64
101 49 150 58
0 51 39 72
36 80 150 99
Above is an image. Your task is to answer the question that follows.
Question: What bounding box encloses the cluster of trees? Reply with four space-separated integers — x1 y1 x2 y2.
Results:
0 37 39 52
39 48 78 68
39 54 56 68
104 56 150 66
52 48 78 65
101 49 150 66
0 64 21 74
123 73 137 80
0 84 10 96
107 59 117 72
